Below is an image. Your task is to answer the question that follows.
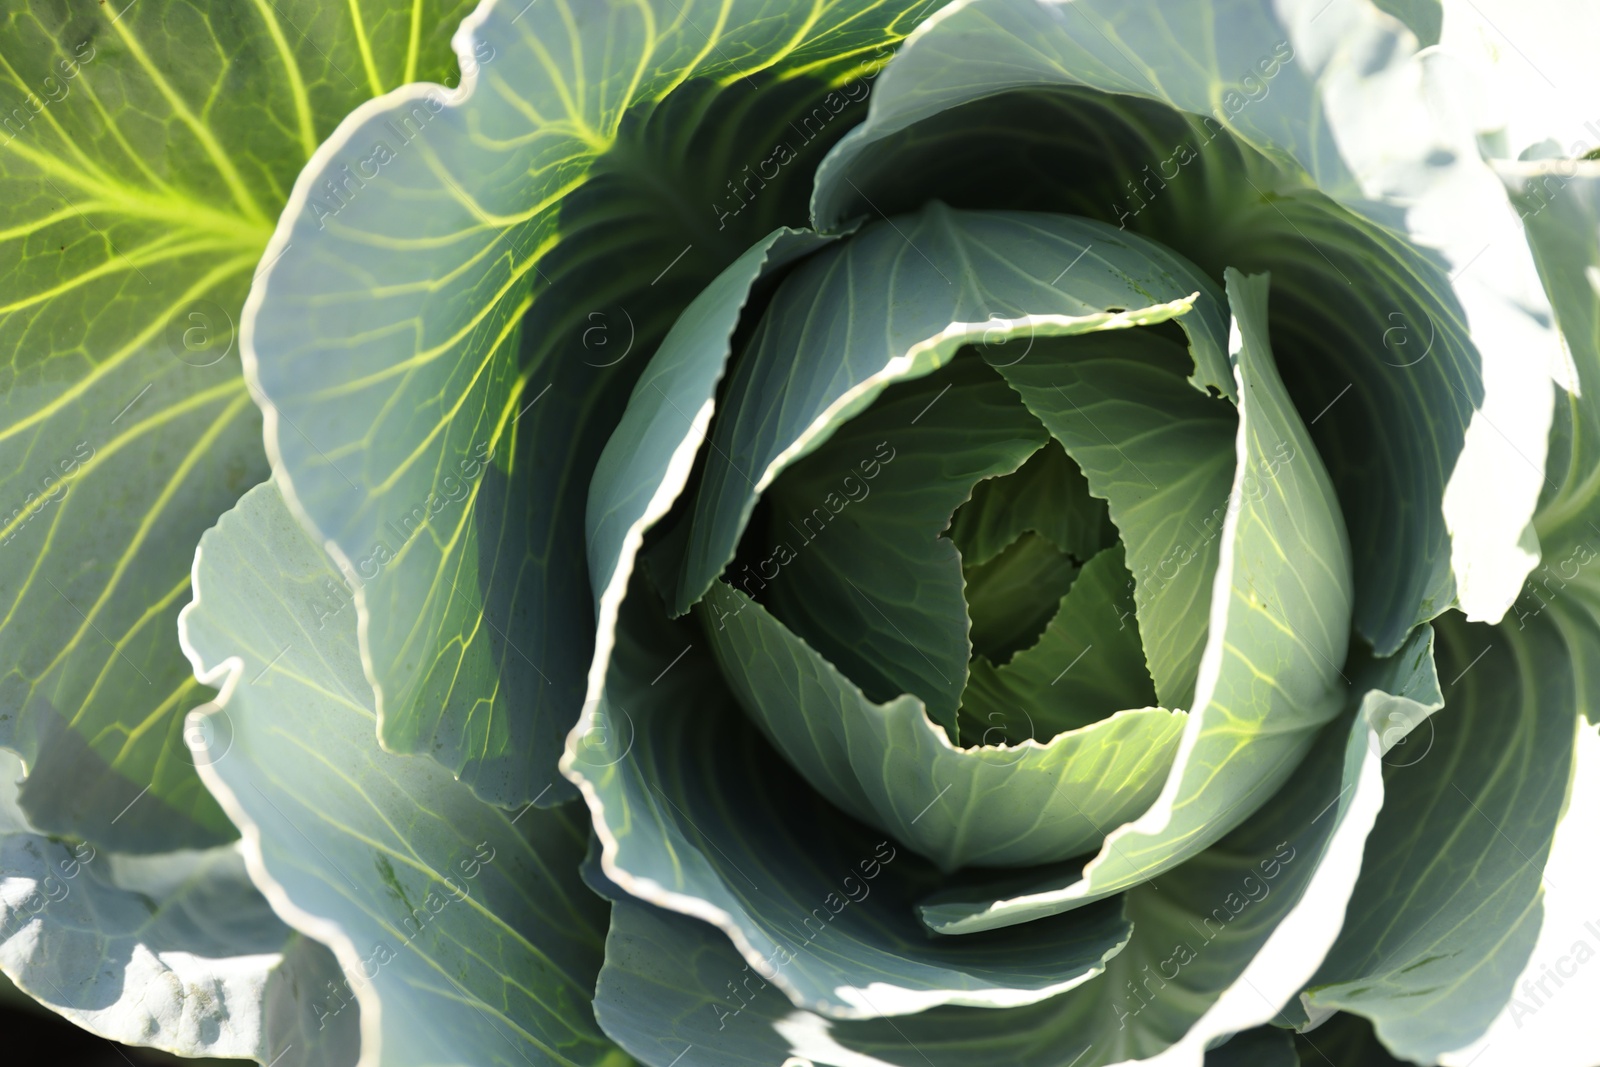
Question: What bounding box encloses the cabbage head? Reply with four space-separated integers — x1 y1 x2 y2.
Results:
4 1 1600 1066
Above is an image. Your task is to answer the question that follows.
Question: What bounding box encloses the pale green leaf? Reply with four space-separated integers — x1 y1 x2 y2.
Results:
0 750 355 1065
984 326 1237 707
180 482 619 1067
670 203 1230 617
565 568 1132 1020
701 580 1184 872
920 271 1352 932
811 0 1552 644
243 0 938 811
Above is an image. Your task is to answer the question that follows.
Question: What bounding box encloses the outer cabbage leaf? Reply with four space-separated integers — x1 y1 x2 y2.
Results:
1416 154 1600 1067
1300 616 1570 1062
588 639 1424 1066
180 482 621 1067
242 0 941 811
0 0 475 853
0 748 354 1065
564 568 1133 1021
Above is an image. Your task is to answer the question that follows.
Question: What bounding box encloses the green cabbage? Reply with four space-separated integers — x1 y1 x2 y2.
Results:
5 0 1600 1065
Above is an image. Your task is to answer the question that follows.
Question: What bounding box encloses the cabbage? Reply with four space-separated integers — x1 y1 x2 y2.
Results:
5 1 1600 1064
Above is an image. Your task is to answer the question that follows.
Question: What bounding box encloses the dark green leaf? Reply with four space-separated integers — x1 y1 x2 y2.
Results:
244 0 938 810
